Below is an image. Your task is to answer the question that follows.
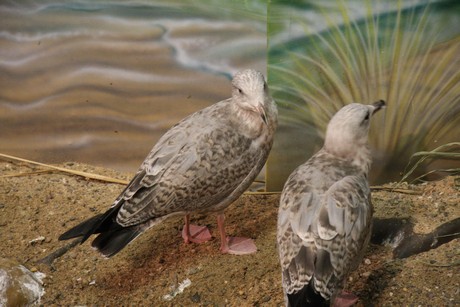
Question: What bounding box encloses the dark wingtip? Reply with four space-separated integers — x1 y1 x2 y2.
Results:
59 200 124 243
59 213 141 258
287 283 329 307
58 214 105 242
92 228 141 258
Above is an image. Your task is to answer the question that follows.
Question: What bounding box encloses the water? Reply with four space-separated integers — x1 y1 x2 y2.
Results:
0 0 266 171
2 0 458 190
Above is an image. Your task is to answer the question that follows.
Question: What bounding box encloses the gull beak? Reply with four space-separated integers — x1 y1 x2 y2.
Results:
372 99 386 115
257 104 268 125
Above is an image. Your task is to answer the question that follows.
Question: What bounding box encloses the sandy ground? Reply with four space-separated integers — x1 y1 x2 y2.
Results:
0 160 459 306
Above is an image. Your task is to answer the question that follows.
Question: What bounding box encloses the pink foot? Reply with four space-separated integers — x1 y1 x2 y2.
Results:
333 290 358 307
182 224 212 244
223 237 257 255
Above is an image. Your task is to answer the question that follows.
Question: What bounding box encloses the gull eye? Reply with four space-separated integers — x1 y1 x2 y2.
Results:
237 88 243 94
363 112 370 122
360 111 370 125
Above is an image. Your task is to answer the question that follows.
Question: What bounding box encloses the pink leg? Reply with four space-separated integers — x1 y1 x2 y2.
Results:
333 290 359 307
181 214 212 244
216 213 257 255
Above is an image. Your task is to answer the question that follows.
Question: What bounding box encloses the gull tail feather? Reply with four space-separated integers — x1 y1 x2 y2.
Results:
58 213 106 241
91 227 142 258
59 200 143 257
287 282 329 307
59 201 124 244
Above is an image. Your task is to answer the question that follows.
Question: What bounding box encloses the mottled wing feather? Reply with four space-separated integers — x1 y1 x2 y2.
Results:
110 126 190 209
278 171 372 299
278 167 320 295
114 105 261 226
313 175 371 298
116 146 193 223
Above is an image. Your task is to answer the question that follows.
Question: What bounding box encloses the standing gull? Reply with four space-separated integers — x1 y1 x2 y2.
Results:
59 69 278 257
277 101 385 306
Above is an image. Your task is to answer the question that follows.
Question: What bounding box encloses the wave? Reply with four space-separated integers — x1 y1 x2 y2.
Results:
0 0 265 169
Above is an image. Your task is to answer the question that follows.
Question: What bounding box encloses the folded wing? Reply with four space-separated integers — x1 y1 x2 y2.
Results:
278 174 372 301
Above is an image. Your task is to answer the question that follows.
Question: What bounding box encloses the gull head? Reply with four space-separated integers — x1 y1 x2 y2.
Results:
231 69 270 125
324 100 385 155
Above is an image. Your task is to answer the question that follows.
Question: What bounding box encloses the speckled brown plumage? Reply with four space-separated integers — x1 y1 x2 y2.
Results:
59 69 278 257
277 101 385 306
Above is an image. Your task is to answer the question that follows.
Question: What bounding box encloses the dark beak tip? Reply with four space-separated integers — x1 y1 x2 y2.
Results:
372 99 386 113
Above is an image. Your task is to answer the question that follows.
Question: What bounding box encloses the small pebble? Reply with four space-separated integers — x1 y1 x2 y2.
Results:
190 292 201 303
29 236 45 245
187 267 201 275
364 258 371 265
362 271 371 278
262 296 271 302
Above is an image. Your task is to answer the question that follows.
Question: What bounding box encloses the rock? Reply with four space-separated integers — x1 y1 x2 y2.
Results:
29 236 45 245
262 296 271 302
0 258 45 306
362 271 371 278
190 292 201 303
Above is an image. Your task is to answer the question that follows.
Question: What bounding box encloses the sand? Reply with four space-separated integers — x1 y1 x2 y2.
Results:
0 160 458 306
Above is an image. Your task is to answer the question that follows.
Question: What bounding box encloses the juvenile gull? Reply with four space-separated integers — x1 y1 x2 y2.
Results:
277 100 385 306
59 69 278 257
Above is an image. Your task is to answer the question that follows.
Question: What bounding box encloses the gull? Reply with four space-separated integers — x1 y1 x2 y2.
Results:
277 100 385 306
59 69 278 257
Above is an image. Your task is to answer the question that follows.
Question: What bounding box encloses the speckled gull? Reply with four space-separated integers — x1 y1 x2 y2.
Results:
59 69 278 257
277 100 385 307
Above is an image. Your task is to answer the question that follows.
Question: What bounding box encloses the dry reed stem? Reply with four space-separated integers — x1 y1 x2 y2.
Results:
0 153 423 195
0 153 129 185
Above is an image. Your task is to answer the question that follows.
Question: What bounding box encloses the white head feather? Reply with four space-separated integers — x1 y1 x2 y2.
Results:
231 69 270 125
324 101 385 170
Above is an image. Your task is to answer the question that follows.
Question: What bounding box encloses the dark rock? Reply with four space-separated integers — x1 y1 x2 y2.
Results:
190 292 201 303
